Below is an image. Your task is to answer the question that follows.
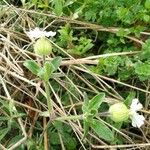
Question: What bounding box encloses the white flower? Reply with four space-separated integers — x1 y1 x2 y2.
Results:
26 27 56 40
130 98 143 112
129 99 145 128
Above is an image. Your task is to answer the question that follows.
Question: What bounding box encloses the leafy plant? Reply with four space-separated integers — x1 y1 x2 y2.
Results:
82 93 114 142
24 56 62 114
0 0 149 149
68 37 94 55
135 61 150 81
57 24 94 56
140 39 150 60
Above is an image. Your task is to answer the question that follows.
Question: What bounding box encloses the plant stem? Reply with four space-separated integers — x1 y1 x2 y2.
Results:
44 81 52 116
55 112 109 122
43 56 52 116
55 114 84 121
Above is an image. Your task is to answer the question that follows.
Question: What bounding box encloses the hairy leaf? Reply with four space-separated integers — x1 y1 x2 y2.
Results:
91 119 114 142
23 60 40 75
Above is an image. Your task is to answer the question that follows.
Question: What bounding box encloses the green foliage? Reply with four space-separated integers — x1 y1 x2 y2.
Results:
68 37 94 55
51 56 62 71
82 93 106 139
22 0 150 29
145 0 150 9
58 24 93 56
52 0 64 16
23 60 40 75
90 119 114 142
82 93 114 142
140 39 150 60
24 57 62 81
1 0 150 148
81 0 147 26
58 24 74 48
0 99 24 148
135 61 150 81
86 93 104 113
37 61 54 81
93 56 123 76
0 128 10 141
82 93 105 115
103 56 122 76
116 28 131 37
124 92 136 106
51 121 77 150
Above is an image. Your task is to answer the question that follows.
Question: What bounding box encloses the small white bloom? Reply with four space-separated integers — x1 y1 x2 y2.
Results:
129 99 145 128
130 99 143 112
130 112 145 128
26 27 56 40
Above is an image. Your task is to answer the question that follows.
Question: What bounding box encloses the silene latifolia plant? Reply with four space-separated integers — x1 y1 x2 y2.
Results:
24 27 145 143
24 27 60 117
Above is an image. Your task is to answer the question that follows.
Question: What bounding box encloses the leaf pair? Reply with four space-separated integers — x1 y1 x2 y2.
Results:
82 93 105 116
23 57 62 81
82 93 114 142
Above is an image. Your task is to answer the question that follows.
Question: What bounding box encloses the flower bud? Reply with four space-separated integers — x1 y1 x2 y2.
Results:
109 103 129 122
34 37 52 56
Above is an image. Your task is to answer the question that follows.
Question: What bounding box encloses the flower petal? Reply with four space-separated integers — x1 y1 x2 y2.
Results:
130 112 145 128
45 31 56 37
130 98 143 112
26 27 56 39
27 27 42 39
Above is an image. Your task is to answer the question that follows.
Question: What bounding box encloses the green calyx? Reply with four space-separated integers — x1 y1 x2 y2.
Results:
34 37 52 56
109 103 130 123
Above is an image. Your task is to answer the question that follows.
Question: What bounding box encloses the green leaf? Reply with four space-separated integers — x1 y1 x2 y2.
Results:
0 116 9 121
50 132 61 145
116 28 130 37
23 60 40 75
7 135 24 149
83 120 90 139
53 0 63 16
51 57 62 72
135 61 150 81
52 121 77 149
113 122 123 129
117 7 128 20
88 93 105 112
53 121 64 134
82 92 89 113
104 56 122 76
124 91 136 106
62 132 77 150
90 119 114 142
141 39 150 60
68 37 94 55
44 62 55 78
145 0 150 9
37 67 46 80
143 14 150 22
0 128 10 141
58 24 73 47
37 62 55 81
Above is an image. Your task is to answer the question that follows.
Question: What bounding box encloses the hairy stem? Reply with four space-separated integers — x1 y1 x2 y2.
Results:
44 81 52 115
55 114 84 121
